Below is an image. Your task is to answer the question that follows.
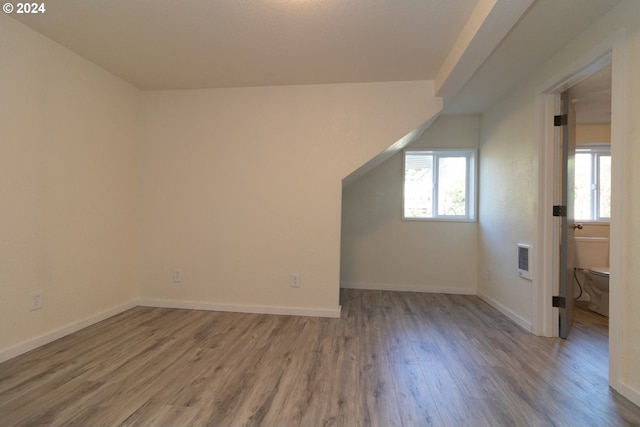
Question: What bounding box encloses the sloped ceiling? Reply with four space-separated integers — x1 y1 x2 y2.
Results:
10 0 620 115
11 0 480 90
444 0 620 115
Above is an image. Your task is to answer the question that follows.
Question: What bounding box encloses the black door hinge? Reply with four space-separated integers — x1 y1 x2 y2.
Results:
554 115 568 126
552 296 566 308
553 205 567 217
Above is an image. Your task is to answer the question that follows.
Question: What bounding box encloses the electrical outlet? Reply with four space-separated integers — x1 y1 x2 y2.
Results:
173 269 183 283
30 292 42 311
290 273 300 288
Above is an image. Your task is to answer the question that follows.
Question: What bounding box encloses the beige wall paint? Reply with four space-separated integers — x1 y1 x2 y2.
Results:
575 223 609 239
0 15 140 352
138 82 441 313
478 0 640 402
577 123 611 143
341 115 479 293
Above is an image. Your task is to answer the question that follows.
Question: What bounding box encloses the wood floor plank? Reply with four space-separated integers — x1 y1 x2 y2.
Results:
0 310 155 395
390 361 442 426
3 376 105 427
319 336 360 423
1 291 640 427
355 315 402 427
119 401 201 427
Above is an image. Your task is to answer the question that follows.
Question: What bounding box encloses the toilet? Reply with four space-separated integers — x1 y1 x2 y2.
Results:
573 236 610 317
583 267 609 317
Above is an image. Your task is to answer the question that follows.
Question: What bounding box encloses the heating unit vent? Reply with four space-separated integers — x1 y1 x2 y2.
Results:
518 244 532 280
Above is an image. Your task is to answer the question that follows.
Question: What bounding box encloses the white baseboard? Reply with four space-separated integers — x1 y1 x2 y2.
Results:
340 281 476 295
476 291 532 332
0 300 138 364
137 298 342 319
611 379 640 408
0 298 341 364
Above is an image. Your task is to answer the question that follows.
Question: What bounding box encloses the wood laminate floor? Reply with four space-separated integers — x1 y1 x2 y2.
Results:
1 289 639 426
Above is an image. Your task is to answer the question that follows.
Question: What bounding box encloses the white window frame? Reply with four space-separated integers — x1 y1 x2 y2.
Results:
575 143 611 222
403 149 477 222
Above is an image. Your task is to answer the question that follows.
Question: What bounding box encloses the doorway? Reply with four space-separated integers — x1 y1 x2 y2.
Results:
534 33 626 389
559 66 612 339
567 66 612 333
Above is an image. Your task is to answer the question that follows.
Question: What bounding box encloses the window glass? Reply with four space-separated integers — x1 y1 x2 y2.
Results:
404 150 476 221
574 146 610 221
574 153 592 220
404 153 433 218
599 155 611 219
437 157 467 216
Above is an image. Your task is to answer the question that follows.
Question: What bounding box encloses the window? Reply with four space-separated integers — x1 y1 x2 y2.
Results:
574 144 610 221
403 149 476 221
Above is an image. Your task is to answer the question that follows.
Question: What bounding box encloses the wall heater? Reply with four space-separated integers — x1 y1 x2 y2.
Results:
517 243 532 280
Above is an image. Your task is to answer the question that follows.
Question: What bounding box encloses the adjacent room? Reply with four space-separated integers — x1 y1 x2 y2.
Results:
2 0 640 425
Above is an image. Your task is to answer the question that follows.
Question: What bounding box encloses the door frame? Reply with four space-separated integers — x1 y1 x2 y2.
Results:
533 30 625 388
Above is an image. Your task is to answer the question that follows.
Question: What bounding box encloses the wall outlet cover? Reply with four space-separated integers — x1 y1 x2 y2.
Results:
29 292 42 311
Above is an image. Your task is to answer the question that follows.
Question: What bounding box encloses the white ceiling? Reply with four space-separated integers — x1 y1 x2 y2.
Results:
11 0 621 115
570 65 612 124
444 0 620 115
12 0 479 90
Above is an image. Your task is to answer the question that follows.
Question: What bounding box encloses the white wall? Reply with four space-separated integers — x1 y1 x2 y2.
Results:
138 82 441 315
0 15 140 357
0 14 441 357
477 0 640 403
478 90 537 328
341 115 478 293
615 0 640 400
